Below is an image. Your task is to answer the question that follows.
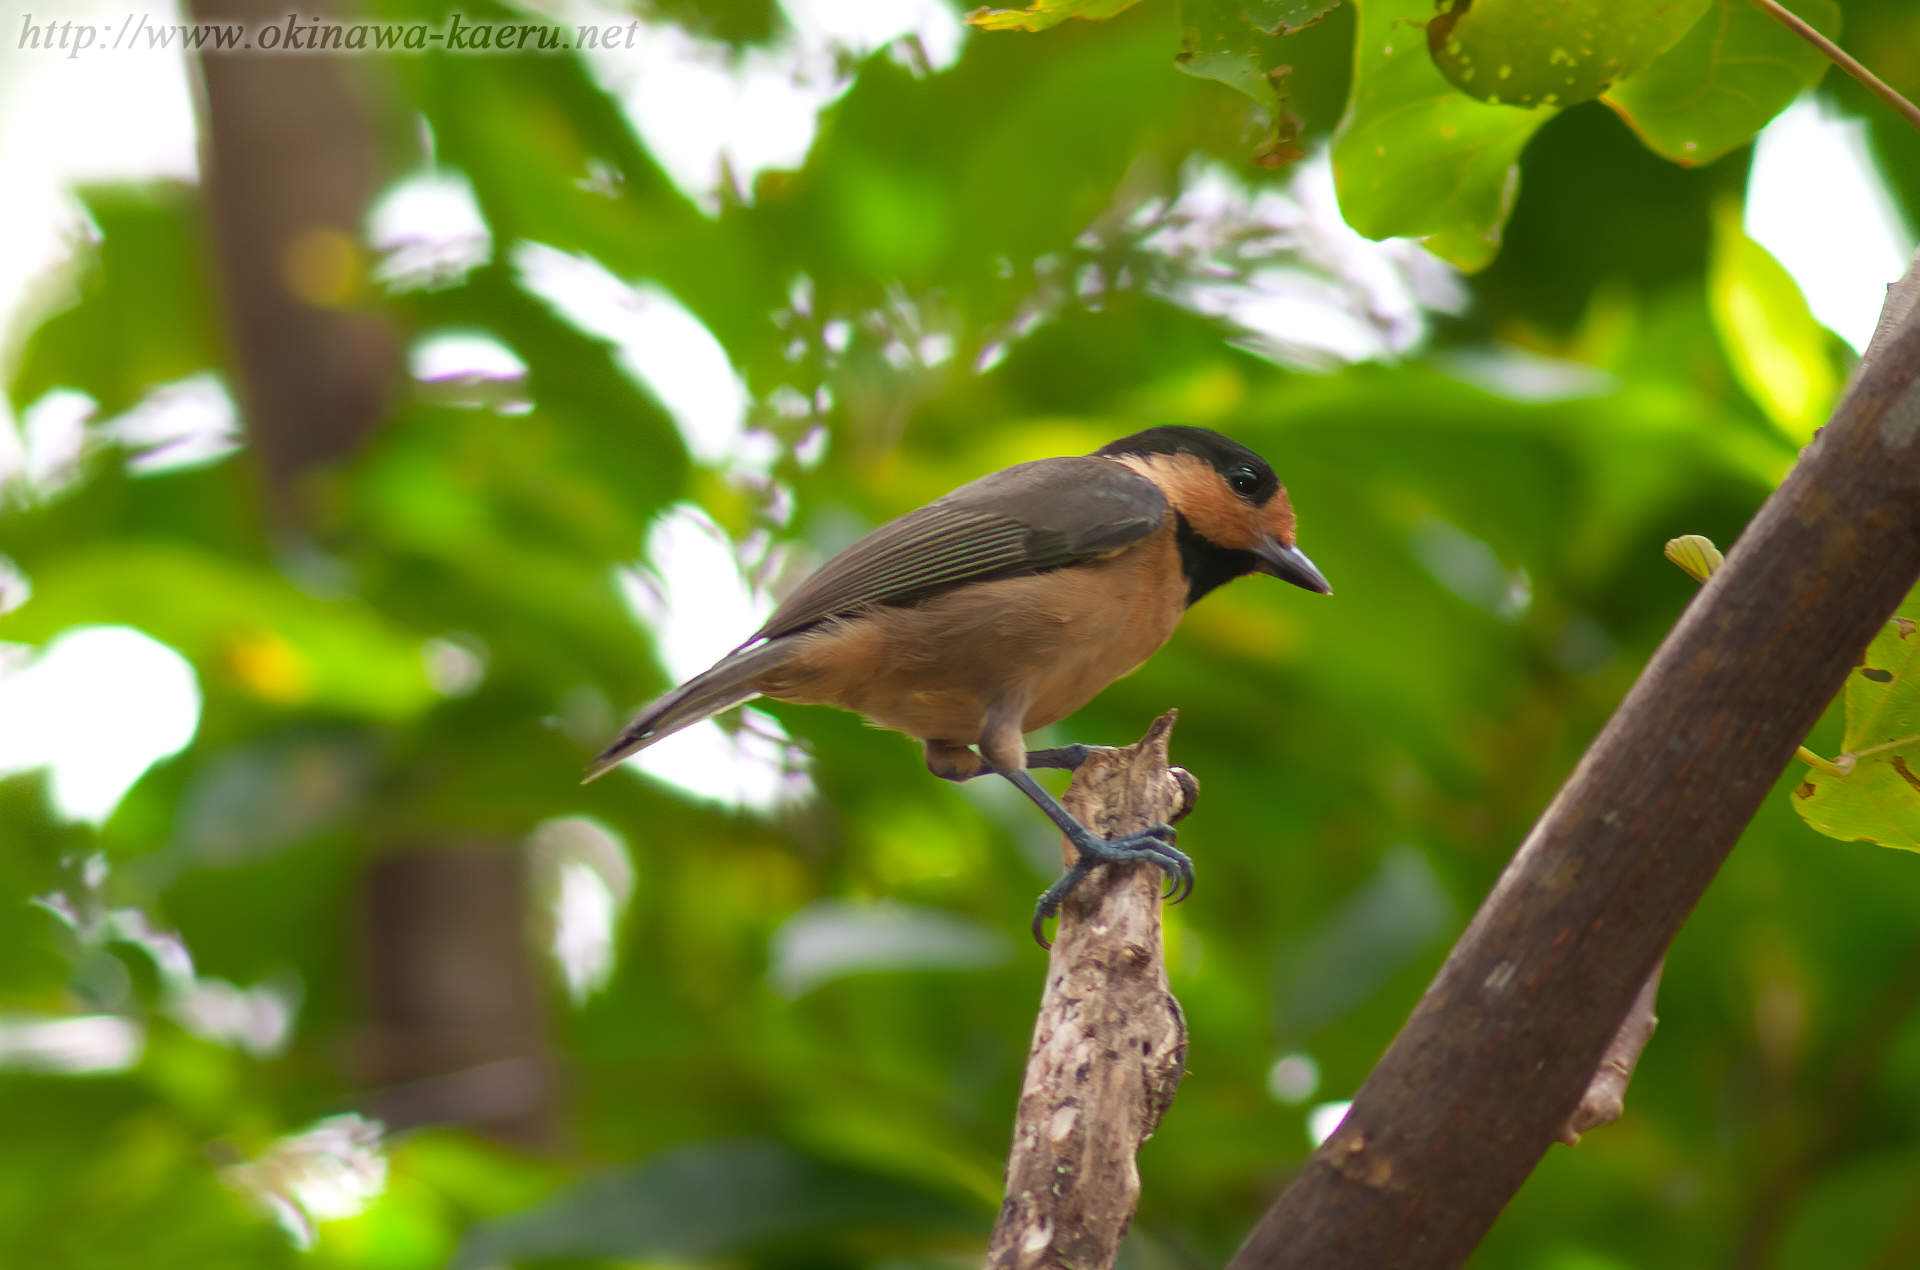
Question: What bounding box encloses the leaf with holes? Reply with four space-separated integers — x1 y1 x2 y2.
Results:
1176 0 1304 166
1794 593 1920 852
1428 0 1710 109
1333 0 1556 271
1602 0 1837 166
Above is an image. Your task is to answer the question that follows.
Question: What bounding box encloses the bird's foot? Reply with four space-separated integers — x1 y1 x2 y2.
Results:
1030 824 1192 948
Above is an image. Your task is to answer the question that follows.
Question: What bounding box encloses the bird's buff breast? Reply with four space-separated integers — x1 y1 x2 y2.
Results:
751 529 1187 743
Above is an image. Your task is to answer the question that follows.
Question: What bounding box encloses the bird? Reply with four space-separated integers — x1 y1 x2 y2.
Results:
588 425 1330 945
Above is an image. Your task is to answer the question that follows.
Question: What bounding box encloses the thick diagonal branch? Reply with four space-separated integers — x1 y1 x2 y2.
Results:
1226 256 1920 1269
988 712 1195 1270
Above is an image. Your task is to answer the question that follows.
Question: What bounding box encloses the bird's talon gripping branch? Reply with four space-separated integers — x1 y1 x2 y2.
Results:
1029 828 1194 947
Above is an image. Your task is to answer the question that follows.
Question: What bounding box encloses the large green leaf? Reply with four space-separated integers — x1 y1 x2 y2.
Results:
450 1137 986 1267
1332 0 1556 270
1793 593 1920 851
1427 0 1710 109
1602 0 1837 167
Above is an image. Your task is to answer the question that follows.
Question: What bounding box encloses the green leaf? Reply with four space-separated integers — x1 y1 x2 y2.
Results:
1176 0 1305 166
1793 595 1920 851
449 1137 987 1267
1707 199 1840 442
0 542 435 722
1427 0 1711 109
964 0 1149 34
1602 0 1838 167
1332 0 1557 270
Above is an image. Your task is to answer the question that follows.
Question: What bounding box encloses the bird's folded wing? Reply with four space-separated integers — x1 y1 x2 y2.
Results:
751 455 1168 643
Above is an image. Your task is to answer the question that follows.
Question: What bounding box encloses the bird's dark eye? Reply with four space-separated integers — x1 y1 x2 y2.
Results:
1227 464 1261 495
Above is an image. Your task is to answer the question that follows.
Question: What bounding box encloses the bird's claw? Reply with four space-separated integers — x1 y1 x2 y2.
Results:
1029 825 1193 948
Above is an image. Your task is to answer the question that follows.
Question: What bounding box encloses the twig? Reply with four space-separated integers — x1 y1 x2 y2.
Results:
1746 0 1920 136
1224 227 1920 1270
988 712 1196 1270
1559 958 1662 1146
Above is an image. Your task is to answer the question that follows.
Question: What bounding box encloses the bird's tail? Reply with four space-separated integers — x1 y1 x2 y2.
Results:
584 637 800 782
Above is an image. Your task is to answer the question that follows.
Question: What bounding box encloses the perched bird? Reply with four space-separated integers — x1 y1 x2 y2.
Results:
589 425 1329 944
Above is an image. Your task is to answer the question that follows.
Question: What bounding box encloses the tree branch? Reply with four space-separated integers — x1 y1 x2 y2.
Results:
1746 0 1920 136
189 0 403 517
1225 255 1920 1269
989 712 1196 1270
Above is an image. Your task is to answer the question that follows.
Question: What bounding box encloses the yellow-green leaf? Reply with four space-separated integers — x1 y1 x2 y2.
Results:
1707 198 1840 443
1663 534 1724 584
964 0 1147 33
1794 595 1920 852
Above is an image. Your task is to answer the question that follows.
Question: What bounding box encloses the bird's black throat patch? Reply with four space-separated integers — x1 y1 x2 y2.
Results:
1175 513 1258 606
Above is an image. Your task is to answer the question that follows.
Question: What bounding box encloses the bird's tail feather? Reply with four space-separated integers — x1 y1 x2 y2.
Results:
584 638 798 782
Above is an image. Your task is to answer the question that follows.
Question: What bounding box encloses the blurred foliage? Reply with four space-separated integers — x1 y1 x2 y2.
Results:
3 0 1920 1268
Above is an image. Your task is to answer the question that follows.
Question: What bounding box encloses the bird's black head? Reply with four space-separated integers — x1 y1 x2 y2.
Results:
1095 425 1330 603
1097 425 1281 507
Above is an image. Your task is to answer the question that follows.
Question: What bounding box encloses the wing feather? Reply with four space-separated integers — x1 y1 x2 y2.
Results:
752 456 1166 643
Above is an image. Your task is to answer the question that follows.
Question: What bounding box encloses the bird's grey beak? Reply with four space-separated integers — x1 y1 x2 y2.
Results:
1254 538 1332 594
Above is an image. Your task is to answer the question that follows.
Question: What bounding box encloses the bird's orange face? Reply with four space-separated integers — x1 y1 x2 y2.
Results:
1110 451 1298 551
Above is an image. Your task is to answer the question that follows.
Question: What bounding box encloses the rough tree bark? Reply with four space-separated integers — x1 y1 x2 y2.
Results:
1226 257 1920 1270
988 712 1196 1270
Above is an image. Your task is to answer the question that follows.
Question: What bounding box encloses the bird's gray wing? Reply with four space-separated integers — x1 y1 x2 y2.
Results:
752 456 1168 643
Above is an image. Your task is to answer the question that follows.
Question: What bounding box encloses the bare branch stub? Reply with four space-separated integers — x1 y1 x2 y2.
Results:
989 712 1195 1270
1560 958 1663 1146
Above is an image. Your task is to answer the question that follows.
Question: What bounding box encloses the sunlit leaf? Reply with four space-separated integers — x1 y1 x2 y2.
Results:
1332 0 1556 271
1793 596 1920 851
964 0 1147 34
1707 199 1840 442
450 1137 985 1267
1602 0 1837 167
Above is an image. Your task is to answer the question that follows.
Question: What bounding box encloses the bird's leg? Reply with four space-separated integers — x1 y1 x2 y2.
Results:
974 712 1192 948
923 740 1111 781
1024 744 1105 772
